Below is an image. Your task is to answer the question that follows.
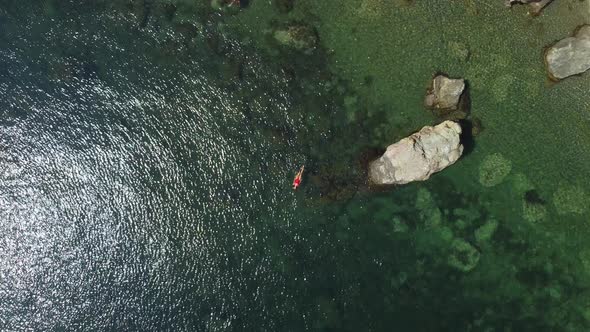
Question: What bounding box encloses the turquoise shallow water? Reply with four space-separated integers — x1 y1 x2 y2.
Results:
2 1 590 331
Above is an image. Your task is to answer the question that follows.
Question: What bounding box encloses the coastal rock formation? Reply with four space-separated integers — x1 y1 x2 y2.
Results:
369 121 463 185
273 24 318 51
424 75 465 111
545 25 590 81
505 0 553 15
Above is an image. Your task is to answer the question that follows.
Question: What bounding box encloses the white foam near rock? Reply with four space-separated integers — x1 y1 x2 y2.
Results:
369 121 464 185
545 25 590 80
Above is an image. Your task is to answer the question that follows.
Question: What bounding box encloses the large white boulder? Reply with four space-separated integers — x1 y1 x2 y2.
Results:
545 25 590 80
369 121 464 185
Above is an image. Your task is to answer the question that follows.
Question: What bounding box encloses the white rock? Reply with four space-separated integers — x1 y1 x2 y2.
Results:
545 25 590 80
369 121 464 185
424 75 465 111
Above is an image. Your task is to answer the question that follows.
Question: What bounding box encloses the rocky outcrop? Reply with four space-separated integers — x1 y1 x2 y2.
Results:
545 25 590 81
424 75 465 111
505 0 553 15
369 121 464 185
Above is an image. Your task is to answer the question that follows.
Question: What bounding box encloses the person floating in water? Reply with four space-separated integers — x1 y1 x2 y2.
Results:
293 166 304 190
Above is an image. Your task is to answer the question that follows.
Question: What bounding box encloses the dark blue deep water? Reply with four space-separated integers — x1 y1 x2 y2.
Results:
0 2 310 330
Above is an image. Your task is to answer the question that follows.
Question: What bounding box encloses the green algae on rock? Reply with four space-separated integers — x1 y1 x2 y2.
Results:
523 199 547 222
416 188 443 228
511 173 534 194
392 216 409 233
475 219 498 244
448 238 480 272
479 153 512 187
521 189 548 222
447 40 470 63
553 183 590 215
273 0 296 13
273 24 318 51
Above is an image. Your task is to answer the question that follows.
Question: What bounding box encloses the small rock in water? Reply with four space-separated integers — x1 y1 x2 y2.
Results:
369 121 464 185
545 25 590 81
505 0 553 15
424 75 466 111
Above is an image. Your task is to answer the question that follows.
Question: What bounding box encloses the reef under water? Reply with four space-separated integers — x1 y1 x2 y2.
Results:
1 0 590 331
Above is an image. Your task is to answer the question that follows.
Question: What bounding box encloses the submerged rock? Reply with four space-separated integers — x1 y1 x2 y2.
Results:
475 219 498 244
545 25 590 81
523 199 547 222
448 239 480 272
447 41 470 63
392 217 409 233
553 183 589 215
273 24 318 51
505 0 553 15
522 190 547 222
424 75 466 111
211 0 245 10
416 188 443 228
369 121 463 185
479 153 512 187
274 0 296 13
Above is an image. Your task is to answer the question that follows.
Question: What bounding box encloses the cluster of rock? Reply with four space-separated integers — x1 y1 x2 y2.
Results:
211 0 317 52
407 188 494 273
370 9 590 188
505 2 590 81
369 72 470 186
505 0 553 15
545 25 590 81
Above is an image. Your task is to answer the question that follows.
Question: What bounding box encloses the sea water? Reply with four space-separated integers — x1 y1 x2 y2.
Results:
1 0 590 331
